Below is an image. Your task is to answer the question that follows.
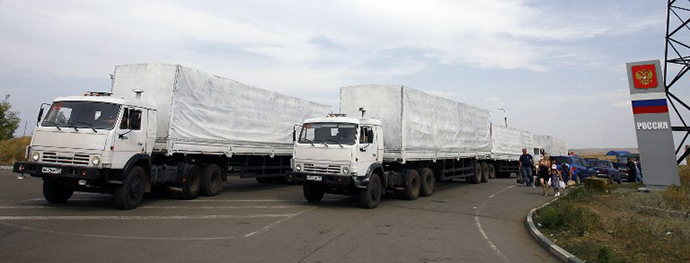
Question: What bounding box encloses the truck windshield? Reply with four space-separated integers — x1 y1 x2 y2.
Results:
299 123 357 145
42 101 121 130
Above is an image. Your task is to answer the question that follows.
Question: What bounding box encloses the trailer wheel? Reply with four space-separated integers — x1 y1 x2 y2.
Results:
303 184 325 203
402 169 421 200
469 162 482 184
43 180 74 204
360 172 381 209
480 162 489 183
178 165 201 200
418 168 435 197
114 166 145 210
200 164 223 196
488 164 496 179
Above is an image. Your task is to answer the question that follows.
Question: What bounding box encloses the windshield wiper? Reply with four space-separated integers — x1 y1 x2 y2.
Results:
43 121 62 130
76 121 97 133
63 123 79 131
325 140 343 148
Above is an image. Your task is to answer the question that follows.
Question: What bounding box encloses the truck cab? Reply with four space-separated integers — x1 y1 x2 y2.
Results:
292 114 386 207
14 92 156 208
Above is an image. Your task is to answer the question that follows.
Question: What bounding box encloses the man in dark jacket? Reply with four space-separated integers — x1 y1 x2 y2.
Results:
519 149 534 187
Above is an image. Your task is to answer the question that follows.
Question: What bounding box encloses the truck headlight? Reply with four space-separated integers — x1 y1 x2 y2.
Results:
295 163 302 171
342 166 350 174
31 152 40 161
92 156 101 166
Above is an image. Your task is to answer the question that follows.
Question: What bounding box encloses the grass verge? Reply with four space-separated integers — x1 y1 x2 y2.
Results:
0 136 31 164
534 184 690 263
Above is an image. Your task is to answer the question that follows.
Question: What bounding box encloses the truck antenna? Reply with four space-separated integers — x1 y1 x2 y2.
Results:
133 89 144 100
359 107 366 118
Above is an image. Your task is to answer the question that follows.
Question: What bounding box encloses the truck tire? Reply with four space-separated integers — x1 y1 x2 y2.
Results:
303 184 324 203
114 166 145 210
178 165 201 200
43 180 74 204
480 162 489 183
487 164 496 179
200 164 223 196
402 169 421 200
418 168 435 197
360 172 382 209
469 162 482 184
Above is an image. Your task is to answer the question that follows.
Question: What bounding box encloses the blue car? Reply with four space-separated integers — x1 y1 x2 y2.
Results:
589 160 622 184
552 155 596 182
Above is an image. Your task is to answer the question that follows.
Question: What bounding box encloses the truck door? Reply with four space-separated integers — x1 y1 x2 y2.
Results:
112 107 147 168
357 126 378 175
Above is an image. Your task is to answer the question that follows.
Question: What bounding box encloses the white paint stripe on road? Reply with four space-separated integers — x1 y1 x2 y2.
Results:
188 199 303 202
0 214 294 221
0 205 298 209
474 185 515 263
244 207 316 237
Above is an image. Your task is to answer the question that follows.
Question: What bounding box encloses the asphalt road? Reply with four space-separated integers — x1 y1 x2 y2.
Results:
0 170 559 263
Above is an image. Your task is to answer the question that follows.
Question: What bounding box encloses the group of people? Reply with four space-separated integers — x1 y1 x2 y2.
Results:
518 149 570 197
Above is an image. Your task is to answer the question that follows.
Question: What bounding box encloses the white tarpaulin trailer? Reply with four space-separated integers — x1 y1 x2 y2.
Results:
533 134 568 157
491 126 535 161
112 63 331 156
339 85 492 163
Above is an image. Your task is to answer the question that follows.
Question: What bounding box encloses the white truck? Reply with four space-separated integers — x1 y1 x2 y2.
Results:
291 85 567 208
14 64 330 209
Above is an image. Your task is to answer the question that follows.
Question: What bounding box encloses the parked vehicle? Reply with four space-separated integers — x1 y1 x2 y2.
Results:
14 64 331 209
590 160 622 184
552 155 596 182
613 162 630 181
292 85 567 208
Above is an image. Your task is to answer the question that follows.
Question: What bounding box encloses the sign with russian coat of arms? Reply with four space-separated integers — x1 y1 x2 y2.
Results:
626 60 680 189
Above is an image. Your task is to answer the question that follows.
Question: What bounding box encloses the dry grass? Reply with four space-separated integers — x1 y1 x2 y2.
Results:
535 185 690 263
679 165 690 187
0 136 31 164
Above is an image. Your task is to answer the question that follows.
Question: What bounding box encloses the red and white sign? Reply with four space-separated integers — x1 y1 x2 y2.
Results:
631 64 658 89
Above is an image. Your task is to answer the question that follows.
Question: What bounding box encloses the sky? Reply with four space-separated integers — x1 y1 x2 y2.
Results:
0 0 679 149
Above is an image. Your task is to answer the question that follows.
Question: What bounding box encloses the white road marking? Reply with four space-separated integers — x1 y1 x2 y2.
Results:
0 205 297 209
474 185 515 263
0 214 294 220
244 207 316 237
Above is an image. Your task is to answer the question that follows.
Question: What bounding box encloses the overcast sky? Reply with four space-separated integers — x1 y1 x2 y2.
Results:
0 0 677 149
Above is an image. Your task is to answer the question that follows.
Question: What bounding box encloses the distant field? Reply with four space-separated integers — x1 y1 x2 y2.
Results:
0 136 30 164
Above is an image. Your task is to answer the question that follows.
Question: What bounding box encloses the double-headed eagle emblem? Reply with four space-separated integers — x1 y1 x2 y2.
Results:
635 69 654 86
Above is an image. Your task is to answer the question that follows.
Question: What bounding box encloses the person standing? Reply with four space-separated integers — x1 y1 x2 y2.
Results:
537 154 550 196
627 158 637 183
519 149 534 187
560 161 571 187
550 164 563 197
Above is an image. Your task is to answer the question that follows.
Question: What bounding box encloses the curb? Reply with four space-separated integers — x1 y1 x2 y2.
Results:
526 195 584 263
0 165 12 171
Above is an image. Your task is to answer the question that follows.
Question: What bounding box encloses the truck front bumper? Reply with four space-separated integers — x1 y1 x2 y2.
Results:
294 173 368 188
14 161 101 180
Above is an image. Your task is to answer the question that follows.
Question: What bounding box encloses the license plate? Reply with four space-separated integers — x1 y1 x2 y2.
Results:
41 167 62 174
306 175 322 181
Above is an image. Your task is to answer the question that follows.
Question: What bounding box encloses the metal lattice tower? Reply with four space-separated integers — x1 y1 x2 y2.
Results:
664 0 690 163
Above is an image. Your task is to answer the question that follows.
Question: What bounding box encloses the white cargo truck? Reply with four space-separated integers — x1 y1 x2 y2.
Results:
14 64 330 209
292 85 498 208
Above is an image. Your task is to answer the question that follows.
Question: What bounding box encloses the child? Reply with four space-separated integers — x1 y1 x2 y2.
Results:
550 164 563 197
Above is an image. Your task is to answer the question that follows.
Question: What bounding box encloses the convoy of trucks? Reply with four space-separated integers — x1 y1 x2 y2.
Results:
291 85 567 208
13 64 331 209
13 64 566 210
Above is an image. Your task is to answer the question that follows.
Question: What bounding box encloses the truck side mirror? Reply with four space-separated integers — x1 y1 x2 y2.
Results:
293 125 300 143
37 108 44 124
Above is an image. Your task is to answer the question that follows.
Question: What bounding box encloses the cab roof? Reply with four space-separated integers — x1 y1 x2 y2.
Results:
54 95 155 110
304 116 381 126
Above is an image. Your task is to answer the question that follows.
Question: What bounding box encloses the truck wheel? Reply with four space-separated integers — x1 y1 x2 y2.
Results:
114 166 145 210
418 168 435 197
402 169 421 200
43 180 74 204
480 162 489 183
200 164 223 196
178 165 201 200
469 162 482 184
488 164 496 179
360 172 382 209
303 184 324 203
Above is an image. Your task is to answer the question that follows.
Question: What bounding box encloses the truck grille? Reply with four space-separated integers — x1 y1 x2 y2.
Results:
303 164 341 174
42 152 90 165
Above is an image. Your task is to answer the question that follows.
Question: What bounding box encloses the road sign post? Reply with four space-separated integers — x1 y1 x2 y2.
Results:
626 60 680 189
